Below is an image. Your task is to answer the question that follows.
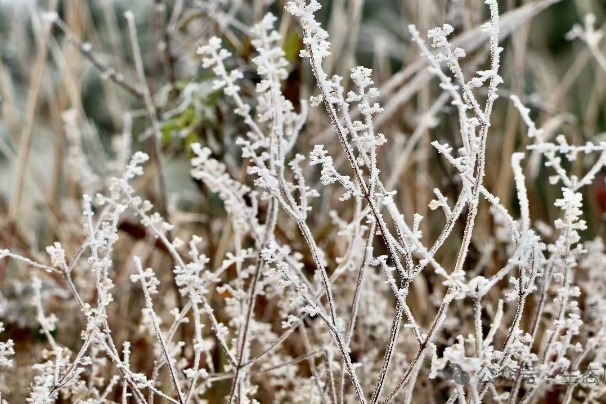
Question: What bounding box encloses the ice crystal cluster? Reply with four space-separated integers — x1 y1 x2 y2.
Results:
2 0 606 403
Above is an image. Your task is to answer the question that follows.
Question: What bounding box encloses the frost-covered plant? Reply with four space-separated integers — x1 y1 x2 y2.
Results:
2 0 606 403
0 323 14 369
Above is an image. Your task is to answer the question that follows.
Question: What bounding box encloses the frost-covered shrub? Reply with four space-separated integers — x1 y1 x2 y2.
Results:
2 0 606 403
